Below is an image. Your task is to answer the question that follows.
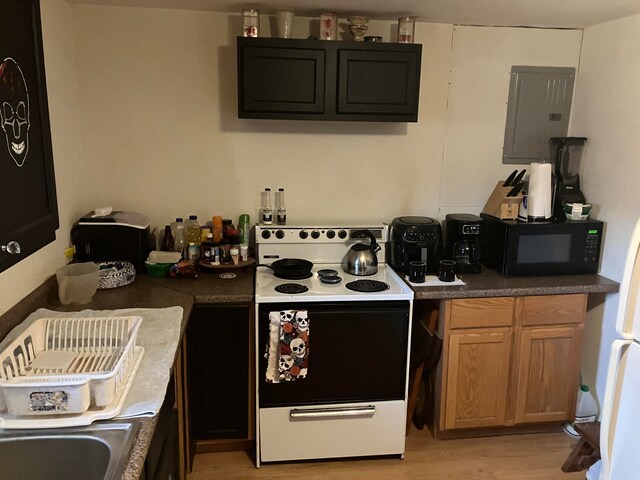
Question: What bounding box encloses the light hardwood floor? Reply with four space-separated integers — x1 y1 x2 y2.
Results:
189 427 586 480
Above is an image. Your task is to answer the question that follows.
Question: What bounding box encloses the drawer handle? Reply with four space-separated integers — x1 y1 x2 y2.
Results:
289 405 376 419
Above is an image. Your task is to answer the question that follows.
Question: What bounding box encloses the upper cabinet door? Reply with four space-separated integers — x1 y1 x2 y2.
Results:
0 0 58 274
336 48 421 119
237 38 422 122
238 44 326 117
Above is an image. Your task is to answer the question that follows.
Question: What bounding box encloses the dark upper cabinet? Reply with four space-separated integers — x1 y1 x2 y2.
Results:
237 37 422 122
0 0 58 273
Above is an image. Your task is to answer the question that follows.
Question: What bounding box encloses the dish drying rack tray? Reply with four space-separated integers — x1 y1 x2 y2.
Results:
0 316 141 417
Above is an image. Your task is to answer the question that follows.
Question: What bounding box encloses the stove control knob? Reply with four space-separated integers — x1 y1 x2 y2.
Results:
276 230 285 239
299 230 308 239
338 229 348 239
326 230 336 239
261 230 271 239
311 230 320 239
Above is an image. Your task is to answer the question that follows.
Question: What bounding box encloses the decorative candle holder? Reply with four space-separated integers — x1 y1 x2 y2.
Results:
347 16 369 41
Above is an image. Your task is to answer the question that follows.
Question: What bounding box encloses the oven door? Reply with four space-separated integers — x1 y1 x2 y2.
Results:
258 301 410 407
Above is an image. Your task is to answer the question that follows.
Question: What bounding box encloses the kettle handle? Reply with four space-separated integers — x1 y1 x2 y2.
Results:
350 230 381 253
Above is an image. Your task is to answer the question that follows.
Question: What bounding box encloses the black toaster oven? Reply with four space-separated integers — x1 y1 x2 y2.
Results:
71 211 150 271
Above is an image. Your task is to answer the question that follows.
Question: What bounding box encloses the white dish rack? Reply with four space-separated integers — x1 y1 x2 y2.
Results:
0 316 141 417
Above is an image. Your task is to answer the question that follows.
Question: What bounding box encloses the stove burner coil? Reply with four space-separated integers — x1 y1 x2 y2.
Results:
345 280 390 293
275 283 309 294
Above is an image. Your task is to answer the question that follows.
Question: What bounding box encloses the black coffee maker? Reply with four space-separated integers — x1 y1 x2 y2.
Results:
444 214 483 274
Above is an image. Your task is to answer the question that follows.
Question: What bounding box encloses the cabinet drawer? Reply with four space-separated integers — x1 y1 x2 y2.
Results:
450 297 514 329
259 401 406 462
522 294 586 326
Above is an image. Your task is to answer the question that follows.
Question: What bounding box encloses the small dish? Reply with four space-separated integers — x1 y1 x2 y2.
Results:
317 269 339 277
98 261 136 289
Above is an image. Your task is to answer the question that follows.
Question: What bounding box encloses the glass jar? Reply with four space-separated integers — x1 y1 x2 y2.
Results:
397 17 415 44
242 9 260 37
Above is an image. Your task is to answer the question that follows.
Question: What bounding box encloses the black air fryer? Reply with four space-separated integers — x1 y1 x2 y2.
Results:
389 216 442 274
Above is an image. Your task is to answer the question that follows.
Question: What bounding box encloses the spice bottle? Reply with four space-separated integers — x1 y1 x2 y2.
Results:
212 216 223 243
201 233 214 264
238 213 250 245
161 225 175 252
276 188 287 225
261 188 273 224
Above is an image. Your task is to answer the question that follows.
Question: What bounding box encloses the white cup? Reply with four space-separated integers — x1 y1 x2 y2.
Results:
277 11 295 38
56 262 99 305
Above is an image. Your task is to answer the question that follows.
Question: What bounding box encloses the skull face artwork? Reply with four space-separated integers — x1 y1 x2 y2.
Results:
290 338 306 358
0 58 30 167
295 311 309 332
279 355 294 372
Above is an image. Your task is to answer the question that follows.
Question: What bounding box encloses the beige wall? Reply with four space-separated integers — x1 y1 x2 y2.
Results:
0 4 585 317
0 0 88 316
72 7 582 233
570 13 640 401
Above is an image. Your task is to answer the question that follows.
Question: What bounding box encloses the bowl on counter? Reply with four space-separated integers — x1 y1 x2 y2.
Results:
98 261 136 289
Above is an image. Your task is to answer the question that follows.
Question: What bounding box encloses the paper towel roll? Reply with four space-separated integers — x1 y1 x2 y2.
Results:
528 162 552 221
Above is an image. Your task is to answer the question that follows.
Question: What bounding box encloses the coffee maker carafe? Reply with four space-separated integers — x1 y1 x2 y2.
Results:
550 137 587 220
445 214 483 274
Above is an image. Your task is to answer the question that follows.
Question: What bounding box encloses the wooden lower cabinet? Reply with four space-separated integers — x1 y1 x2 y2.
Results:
445 329 512 429
514 325 583 424
436 294 586 436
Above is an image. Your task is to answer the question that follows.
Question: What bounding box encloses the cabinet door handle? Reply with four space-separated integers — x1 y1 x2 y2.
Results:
289 405 376 419
1 241 21 255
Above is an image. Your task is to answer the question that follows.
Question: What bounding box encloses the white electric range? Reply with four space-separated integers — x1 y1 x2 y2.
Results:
254 224 414 466
254 224 414 303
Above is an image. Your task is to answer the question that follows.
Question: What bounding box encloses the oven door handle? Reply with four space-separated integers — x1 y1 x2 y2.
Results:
289 405 376 419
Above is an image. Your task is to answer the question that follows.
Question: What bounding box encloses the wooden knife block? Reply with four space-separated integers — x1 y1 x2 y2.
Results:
482 181 524 220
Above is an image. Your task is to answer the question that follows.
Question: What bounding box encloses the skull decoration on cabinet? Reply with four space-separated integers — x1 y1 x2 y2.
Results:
0 57 30 167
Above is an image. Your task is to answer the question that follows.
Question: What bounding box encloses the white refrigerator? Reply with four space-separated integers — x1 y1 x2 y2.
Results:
591 216 640 480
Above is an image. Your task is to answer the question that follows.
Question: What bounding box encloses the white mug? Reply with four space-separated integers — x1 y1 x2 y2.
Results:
277 11 295 39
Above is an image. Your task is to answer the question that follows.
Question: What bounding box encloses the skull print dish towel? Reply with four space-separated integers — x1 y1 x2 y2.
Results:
265 310 310 383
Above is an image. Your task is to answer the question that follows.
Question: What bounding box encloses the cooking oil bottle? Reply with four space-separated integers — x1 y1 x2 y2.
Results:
185 215 201 261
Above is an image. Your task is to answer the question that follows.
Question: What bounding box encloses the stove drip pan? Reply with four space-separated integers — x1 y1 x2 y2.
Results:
345 280 390 293
275 283 309 294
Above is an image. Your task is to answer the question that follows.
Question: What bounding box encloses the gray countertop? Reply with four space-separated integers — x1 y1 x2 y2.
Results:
409 268 619 299
0 268 254 480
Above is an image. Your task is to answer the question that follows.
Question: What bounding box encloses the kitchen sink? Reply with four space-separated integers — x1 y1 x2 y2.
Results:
0 420 140 480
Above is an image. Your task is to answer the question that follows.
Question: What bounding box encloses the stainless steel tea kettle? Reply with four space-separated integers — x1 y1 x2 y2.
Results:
341 230 380 276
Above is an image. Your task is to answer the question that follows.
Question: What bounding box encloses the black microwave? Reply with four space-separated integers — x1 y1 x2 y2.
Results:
479 214 603 276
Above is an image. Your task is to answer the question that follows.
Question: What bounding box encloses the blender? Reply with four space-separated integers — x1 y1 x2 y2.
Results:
550 137 587 220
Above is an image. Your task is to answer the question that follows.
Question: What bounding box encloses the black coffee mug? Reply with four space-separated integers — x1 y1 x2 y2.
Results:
438 260 456 282
409 261 426 283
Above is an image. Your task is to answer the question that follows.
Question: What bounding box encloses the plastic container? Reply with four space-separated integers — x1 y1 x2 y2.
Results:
0 316 141 416
276 188 287 225
170 217 185 255
55 262 100 305
185 215 201 261
145 262 172 277
563 384 598 438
